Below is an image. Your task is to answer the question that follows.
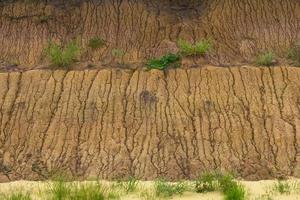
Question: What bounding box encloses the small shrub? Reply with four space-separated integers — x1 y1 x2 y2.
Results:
255 51 275 66
88 37 106 50
45 41 80 68
272 180 291 195
287 41 300 66
195 171 219 193
177 39 212 56
3 193 32 200
146 53 181 70
154 179 187 198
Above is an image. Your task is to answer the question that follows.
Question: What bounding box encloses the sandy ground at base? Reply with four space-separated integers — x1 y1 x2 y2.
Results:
0 179 300 200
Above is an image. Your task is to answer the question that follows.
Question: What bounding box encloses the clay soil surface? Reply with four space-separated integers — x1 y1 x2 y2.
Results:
1 179 300 199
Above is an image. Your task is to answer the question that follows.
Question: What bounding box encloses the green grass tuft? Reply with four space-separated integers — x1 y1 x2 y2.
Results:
224 183 246 200
218 173 236 193
45 41 80 69
255 51 275 66
177 39 212 56
218 173 246 200
146 53 181 70
154 179 187 198
88 37 106 50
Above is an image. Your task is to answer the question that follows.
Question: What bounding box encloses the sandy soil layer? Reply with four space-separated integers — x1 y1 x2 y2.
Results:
0 179 300 200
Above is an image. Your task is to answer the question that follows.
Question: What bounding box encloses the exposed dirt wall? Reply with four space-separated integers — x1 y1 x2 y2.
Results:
0 66 300 182
0 0 299 66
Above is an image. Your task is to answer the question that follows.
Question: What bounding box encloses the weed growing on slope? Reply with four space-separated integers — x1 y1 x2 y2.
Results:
154 179 187 198
45 41 80 69
177 39 213 56
146 53 181 70
255 51 275 66
88 37 106 50
287 41 300 66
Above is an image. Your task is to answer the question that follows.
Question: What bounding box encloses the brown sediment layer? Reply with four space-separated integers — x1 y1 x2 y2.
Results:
0 0 299 67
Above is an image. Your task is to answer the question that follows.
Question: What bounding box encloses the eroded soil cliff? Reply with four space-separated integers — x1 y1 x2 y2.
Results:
0 66 300 182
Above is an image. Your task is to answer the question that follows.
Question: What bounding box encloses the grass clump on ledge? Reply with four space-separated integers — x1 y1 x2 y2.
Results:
146 53 181 70
177 38 213 56
45 40 80 69
255 51 275 66
88 37 106 50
